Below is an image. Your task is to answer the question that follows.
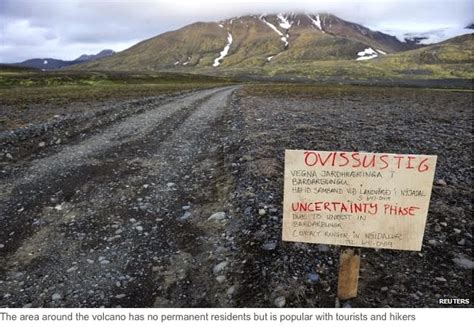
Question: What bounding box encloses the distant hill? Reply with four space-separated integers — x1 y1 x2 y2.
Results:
11 49 115 70
401 26 473 45
379 33 473 65
74 49 115 62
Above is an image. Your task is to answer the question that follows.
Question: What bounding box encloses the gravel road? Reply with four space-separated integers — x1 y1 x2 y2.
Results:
1 87 238 307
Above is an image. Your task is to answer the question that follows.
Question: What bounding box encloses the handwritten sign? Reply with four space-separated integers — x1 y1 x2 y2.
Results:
282 150 437 251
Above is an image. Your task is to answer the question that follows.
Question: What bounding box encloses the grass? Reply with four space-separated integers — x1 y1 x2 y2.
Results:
212 58 473 81
0 70 234 107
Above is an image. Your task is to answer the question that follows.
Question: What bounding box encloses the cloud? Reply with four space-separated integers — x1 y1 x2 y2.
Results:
0 0 472 62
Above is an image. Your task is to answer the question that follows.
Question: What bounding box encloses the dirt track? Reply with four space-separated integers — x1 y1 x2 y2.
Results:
0 85 472 308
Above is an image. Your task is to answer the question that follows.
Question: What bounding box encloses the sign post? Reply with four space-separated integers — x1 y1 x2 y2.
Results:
337 247 360 300
282 150 437 301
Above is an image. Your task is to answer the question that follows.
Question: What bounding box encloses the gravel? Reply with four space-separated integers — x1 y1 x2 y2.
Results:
0 85 471 308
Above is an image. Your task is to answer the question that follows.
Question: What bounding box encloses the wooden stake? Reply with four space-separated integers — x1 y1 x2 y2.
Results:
337 247 361 300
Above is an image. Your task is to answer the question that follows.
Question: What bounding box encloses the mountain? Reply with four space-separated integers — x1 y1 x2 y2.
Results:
400 26 473 45
14 58 78 70
74 49 115 62
380 33 473 65
75 13 422 71
12 49 115 70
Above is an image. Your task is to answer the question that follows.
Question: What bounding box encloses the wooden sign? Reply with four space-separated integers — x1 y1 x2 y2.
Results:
282 150 437 251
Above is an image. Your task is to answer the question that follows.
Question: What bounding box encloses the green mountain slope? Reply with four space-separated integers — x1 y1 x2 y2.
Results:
72 13 473 82
74 13 418 71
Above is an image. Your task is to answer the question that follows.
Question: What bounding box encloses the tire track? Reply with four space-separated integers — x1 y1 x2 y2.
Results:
0 87 237 308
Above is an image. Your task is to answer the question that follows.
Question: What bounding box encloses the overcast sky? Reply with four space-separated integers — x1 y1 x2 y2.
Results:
1 0 472 63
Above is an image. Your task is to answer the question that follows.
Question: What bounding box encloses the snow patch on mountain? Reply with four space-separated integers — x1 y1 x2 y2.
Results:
183 56 191 66
367 24 472 45
213 33 233 67
308 14 323 32
262 18 284 36
402 27 472 44
356 48 378 61
277 13 292 30
261 16 289 47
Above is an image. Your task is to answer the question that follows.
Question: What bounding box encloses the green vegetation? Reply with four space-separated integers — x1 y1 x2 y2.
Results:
0 70 234 107
213 35 473 81
241 83 472 99
70 13 473 84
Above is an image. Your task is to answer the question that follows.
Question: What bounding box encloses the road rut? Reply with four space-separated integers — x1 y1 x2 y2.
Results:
0 86 238 307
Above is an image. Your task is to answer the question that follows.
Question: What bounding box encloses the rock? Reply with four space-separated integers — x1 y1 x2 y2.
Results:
51 293 62 301
226 286 236 296
453 228 461 234
318 244 330 252
208 212 226 221
306 273 320 284
452 257 474 269
215 275 226 283
458 239 466 246
6 153 13 159
428 239 437 246
258 209 266 216
23 303 33 308
115 294 126 299
0 244 4 249
262 241 277 251
381 287 389 292
38 141 46 147
343 302 352 308
143 184 149 189
435 179 447 186
274 296 286 308
166 182 175 188
182 205 191 210
135 226 143 232
435 277 447 282
213 261 228 275
66 266 78 273
179 212 192 221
